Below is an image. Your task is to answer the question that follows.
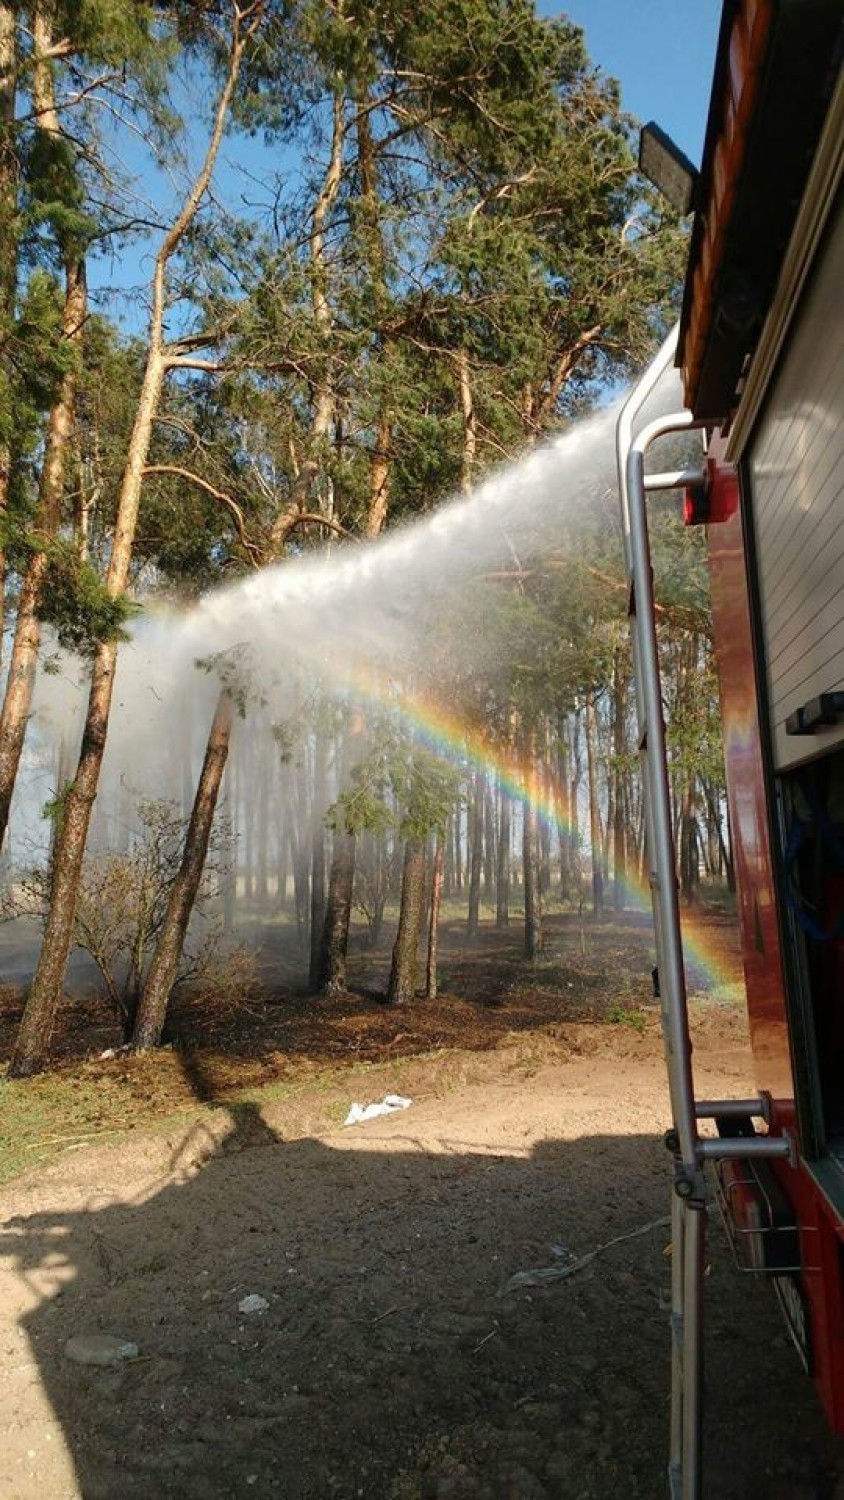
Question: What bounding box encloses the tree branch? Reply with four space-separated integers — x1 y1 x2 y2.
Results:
286 511 357 542
141 464 265 565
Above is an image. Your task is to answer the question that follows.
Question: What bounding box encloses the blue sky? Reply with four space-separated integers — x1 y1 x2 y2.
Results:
541 1 722 165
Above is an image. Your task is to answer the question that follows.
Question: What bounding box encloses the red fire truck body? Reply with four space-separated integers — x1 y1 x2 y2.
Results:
620 2 844 1490
707 443 844 1433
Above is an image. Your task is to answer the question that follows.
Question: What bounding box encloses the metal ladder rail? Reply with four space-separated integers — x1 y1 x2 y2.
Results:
616 344 707 1497
617 366 793 1500
626 409 708 1500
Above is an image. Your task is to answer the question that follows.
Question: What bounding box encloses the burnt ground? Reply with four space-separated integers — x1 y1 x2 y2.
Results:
1 908 843 1499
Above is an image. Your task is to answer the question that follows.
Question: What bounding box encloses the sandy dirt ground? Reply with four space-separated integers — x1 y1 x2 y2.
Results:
2 1013 843 1500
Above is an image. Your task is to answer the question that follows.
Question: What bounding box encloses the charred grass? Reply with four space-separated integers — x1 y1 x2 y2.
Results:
0 906 743 1185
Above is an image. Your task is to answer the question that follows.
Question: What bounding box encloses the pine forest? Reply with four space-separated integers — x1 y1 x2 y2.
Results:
0 0 730 1077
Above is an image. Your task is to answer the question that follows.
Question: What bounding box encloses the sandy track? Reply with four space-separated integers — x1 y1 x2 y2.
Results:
1 1022 842 1500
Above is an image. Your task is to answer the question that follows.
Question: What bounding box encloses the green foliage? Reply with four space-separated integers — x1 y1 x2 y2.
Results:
34 541 141 656
608 1004 647 1034
23 128 98 260
55 0 164 69
42 781 74 830
3 797 233 1028
0 271 74 465
397 750 461 841
195 643 273 718
328 756 395 838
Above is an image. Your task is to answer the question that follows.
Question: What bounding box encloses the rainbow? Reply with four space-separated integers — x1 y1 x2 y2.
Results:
339 671 740 996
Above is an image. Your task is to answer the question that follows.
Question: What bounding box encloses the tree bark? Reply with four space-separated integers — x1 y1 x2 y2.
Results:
453 802 463 891
465 773 483 939
270 94 345 551
483 780 496 894
0 3 87 852
702 778 735 893
538 745 552 895
522 759 542 960
555 721 572 889
496 781 510 928
132 690 234 1049
255 743 269 909
612 648 628 912
584 693 603 918
308 728 328 989
0 2 18 661
316 829 356 994
456 345 476 495
386 835 425 1004
365 413 392 538
222 761 236 933
679 775 699 905
10 9 258 1076
356 101 394 539
425 830 444 999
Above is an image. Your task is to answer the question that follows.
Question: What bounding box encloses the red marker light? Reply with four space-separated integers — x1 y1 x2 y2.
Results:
683 480 709 526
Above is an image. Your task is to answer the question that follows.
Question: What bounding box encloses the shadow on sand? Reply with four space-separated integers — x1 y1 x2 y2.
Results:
2 1100 842 1500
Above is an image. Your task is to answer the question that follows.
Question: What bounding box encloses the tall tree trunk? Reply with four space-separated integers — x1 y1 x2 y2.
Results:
386 835 425 1004
612 649 628 913
555 721 572 889
0 2 18 662
702 778 735 893
222 760 236 933
269 95 345 551
443 810 455 897
523 765 542 960
365 414 392 537
466 773 483 939
456 345 476 495
522 729 542 959
256 745 269 909
0 264 85 850
584 693 604 918
243 740 256 902
568 708 583 893
355 101 394 540
133 690 234 1049
483 780 496 893
679 775 699 905
425 829 444 999
308 728 328 989
10 10 258 1077
496 782 510 928
316 830 356 994
286 813 308 934
0 5 87 852
314 708 366 992
538 752 552 894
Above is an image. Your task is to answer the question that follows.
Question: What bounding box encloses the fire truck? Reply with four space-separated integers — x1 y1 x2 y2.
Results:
616 3 844 1496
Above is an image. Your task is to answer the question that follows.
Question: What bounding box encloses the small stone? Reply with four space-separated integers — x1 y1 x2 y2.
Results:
64 1334 139 1367
238 1295 269 1314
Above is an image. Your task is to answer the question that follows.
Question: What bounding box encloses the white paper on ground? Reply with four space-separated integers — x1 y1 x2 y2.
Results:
344 1094 412 1126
